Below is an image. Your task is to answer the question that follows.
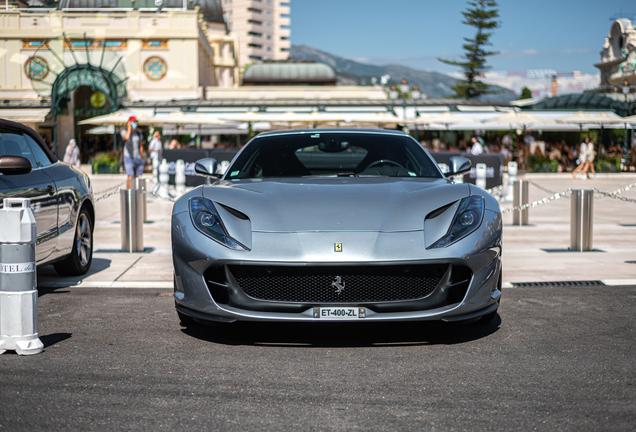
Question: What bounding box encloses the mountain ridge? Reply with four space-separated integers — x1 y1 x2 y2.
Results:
290 45 516 102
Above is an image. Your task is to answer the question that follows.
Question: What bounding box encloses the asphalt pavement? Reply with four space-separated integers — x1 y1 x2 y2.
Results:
1 285 635 430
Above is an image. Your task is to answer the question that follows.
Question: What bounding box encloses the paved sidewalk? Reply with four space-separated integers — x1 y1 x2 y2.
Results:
36 168 636 288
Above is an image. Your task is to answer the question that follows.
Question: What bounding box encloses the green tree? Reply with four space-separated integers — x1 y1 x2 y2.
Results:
439 0 501 100
518 86 532 100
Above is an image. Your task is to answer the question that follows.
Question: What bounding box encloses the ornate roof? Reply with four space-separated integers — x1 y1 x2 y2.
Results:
521 93 634 117
196 0 224 23
54 0 225 23
243 61 337 86
57 0 181 9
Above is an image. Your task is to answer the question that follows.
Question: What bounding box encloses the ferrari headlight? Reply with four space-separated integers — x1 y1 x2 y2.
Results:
189 197 249 251
428 196 484 249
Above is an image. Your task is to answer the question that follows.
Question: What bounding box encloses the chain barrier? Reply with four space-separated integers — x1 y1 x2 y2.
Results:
592 188 636 204
93 180 127 202
92 180 127 202
93 182 179 203
485 184 506 195
501 188 572 214
602 181 636 197
527 180 559 195
499 180 636 213
94 187 122 202
147 185 178 202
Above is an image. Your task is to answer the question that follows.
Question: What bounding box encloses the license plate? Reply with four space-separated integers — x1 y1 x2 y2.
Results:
313 307 365 320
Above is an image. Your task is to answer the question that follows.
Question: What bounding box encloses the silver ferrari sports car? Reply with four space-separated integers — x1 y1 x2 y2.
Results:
172 129 502 326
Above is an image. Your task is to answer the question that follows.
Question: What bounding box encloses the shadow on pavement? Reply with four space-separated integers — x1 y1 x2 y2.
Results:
36 258 112 291
39 332 73 349
93 247 155 253
181 315 501 348
36 287 71 297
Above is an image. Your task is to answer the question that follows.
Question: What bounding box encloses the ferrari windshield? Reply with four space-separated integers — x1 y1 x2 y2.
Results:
226 131 443 179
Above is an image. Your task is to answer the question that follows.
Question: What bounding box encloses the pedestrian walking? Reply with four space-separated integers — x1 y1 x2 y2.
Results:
572 137 589 179
121 116 144 189
584 139 597 179
63 138 81 168
149 130 162 165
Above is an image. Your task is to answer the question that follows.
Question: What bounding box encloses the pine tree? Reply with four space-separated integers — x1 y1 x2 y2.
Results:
439 0 500 100
518 86 532 100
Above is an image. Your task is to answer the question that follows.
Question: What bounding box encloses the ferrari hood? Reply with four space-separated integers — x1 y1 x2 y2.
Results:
202 178 470 232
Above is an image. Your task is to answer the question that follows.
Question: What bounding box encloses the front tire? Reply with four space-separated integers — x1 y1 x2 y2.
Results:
54 207 93 276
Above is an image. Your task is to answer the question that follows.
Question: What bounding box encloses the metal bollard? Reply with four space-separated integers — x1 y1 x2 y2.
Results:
120 188 144 252
512 180 529 226
133 177 148 223
570 189 594 251
158 158 170 199
175 159 186 196
506 161 517 202
476 163 487 189
0 198 43 355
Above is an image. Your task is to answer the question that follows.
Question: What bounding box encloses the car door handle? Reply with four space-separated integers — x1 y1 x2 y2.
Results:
46 185 55 196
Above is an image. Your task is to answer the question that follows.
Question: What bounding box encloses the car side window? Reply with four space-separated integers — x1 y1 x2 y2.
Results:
24 134 52 168
0 130 38 168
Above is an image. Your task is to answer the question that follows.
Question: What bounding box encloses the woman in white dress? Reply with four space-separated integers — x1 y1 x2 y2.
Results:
584 139 596 179
572 138 588 178
63 139 81 168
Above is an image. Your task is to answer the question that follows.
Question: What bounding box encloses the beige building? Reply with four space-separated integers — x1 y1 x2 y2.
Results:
223 0 291 66
0 0 239 155
596 18 636 89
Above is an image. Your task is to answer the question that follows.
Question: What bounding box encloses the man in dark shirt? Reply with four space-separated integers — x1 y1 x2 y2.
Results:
122 116 144 189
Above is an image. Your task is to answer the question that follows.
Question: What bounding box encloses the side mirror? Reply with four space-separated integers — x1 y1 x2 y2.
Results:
194 158 221 178
0 155 33 175
446 156 471 177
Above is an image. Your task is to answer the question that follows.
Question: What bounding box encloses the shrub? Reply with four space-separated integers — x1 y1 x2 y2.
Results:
528 154 558 173
594 155 621 173
90 151 119 174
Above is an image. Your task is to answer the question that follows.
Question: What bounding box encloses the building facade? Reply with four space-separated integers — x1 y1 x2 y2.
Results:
0 0 239 155
223 0 291 65
596 18 636 90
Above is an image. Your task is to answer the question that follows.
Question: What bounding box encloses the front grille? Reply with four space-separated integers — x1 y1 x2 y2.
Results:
227 264 448 303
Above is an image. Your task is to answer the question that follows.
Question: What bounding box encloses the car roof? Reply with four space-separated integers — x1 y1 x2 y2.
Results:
0 118 58 163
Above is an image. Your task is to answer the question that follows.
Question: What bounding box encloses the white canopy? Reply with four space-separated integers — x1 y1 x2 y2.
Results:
1 108 50 123
557 111 626 126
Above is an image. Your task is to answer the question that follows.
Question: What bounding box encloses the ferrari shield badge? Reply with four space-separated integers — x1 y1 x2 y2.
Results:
334 243 342 252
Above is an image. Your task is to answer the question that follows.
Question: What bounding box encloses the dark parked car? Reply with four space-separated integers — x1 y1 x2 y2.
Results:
0 118 94 275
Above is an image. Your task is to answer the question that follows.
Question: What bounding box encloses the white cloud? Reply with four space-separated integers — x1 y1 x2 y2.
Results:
497 48 540 59
495 48 591 59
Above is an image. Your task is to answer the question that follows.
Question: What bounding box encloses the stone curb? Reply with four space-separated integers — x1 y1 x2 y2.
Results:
39 281 173 289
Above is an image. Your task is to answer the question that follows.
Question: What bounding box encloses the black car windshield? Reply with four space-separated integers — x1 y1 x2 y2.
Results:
226 131 443 179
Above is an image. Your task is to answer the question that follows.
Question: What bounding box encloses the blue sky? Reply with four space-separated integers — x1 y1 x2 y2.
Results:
290 0 635 75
